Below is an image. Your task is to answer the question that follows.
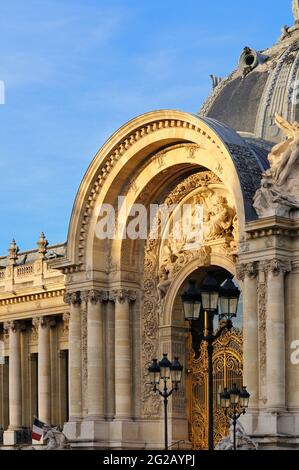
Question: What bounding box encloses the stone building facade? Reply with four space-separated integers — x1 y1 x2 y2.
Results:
1 1 299 450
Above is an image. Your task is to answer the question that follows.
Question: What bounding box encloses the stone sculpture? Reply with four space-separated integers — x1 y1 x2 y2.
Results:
43 425 70 450
253 114 299 217
216 420 257 450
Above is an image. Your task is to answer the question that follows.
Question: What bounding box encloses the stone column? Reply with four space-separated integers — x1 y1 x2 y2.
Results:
3 321 22 445
286 264 299 410
28 353 38 427
58 350 68 426
238 263 259 408
33 317 52 424
105 300 115 420
85 290 107 419
20 325 29 428
0 357 9 431
64 292 82 421
110 290 136 419
265 259 291 411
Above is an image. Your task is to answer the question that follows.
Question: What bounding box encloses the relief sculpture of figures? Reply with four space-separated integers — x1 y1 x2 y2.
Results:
253 114 299 217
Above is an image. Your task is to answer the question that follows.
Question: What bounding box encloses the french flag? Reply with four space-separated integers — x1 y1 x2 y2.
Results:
32 418 45 441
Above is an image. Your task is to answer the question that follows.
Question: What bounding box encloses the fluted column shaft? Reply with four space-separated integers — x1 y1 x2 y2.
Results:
85 290 107 418
65 292 82 421
5 322 22 429
111 290 136 419
33 317 51 423
265 259 291 411
241 263 259 408
106 300 115 419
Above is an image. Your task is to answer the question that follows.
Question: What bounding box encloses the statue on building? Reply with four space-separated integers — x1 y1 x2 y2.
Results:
216 420 257 450
253 114 299 217
293 0 299 24
43 425 70 450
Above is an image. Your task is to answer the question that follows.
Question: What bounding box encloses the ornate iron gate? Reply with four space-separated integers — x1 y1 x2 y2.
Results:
187 329 243 450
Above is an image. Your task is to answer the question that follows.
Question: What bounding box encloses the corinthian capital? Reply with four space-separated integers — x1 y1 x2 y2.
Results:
109 289 137 304
260 258 292 276
32 316 55 329
236 262 258 281
83 289 109 305
4 320 25 333
63 291 81 306
269 258 292 276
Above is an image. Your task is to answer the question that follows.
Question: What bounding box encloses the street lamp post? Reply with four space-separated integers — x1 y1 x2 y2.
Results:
220 384 250 450
181 276 241 451
148 354 183 450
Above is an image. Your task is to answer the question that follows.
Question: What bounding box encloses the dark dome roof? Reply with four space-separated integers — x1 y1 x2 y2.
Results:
200 26 299 144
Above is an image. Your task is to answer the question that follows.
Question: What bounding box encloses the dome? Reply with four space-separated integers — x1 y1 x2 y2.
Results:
200 3 299 144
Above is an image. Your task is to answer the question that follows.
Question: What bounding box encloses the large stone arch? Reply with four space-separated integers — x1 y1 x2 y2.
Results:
59 109 266 448
65 110 262 273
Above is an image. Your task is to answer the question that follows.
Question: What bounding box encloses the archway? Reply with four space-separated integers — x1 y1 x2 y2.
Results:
60 110 263 448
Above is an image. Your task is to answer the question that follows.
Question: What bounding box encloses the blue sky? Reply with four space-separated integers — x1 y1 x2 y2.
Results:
0 0 293 253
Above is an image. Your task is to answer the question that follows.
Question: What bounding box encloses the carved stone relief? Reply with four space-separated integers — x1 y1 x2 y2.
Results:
141 170 238 417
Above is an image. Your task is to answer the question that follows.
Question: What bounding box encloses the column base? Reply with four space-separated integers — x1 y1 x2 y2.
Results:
256 410 293 435
79 419 109 447
3 427 31 446
108 420 143 449
63 420 82 440
240 408 259 435
63 419 144 449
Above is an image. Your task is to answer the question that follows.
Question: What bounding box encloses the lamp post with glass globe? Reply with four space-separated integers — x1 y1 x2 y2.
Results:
220 384 250 450
148 354 183 450
181 275 241 451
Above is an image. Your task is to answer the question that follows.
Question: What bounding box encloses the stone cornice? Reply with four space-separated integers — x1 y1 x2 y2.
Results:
0 289 65 307
245 216 299 240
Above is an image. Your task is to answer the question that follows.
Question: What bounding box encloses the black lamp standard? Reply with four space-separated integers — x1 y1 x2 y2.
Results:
148 354 183 450
220 384 250 450
181 276 241 451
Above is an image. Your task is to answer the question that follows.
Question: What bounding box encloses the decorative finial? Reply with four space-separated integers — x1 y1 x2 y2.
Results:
37 232 48 258
293 0 299 24
8 239 19 265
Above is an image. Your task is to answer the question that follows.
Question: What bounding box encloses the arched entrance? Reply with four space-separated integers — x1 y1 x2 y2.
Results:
61 110 263 448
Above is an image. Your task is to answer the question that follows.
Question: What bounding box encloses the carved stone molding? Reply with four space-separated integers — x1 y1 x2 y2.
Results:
82 289 109 305
63 291 81 306
109 289 137 304
260 258 292 276
236 262 258 281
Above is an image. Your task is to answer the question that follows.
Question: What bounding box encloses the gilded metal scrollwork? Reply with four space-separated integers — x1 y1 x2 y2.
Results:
187 328 243 450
